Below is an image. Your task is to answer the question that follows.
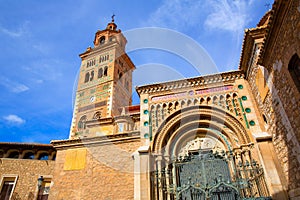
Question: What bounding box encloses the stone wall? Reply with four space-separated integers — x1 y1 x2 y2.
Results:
49 138 141 200
247 0 300 199
0 158 55 200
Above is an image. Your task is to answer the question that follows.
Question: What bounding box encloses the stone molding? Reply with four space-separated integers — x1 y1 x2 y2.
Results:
151 105 251 153
52 131 140 149
136 71 244 95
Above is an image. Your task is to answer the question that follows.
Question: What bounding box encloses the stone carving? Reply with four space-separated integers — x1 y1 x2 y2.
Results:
178 137 225 157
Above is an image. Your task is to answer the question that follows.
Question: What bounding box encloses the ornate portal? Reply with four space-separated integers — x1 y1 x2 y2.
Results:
152 145 271 200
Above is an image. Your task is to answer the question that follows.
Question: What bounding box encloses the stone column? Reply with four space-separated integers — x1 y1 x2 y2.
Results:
255 135 289 200
156 154 164 200
133 146 151 200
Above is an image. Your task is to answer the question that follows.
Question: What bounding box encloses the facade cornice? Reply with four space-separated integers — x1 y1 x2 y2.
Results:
136 70 244 95
0 142 53 149
258 0 290 66
51 131 140 150
239 25 268 74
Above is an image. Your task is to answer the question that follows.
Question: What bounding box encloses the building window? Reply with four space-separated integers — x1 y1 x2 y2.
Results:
288 53 300 92
84 72 90 83
78 116 87 130
38 153 49 160
262 114 268 124
23 152 34 159
104 66 108 76
0 176 17 200
98 68 103 78
100 36 105 45
93 112 101 119
118 72 123 79
7 151 19 159
118 123 125 132
37 178 51 200
87 59 95 67
90 71 94 81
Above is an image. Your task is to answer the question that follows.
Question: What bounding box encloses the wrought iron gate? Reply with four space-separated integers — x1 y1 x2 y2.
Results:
152 150 271 200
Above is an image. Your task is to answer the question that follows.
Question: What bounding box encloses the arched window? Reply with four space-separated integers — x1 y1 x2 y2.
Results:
23 152 34 159
207 97 211 104
93 112 101 119
84 72 90 83
100 36 105 44
38 153 49 160
288 53 300 92
119 72 123 79
104 66 108 76
262 114 268 124
8 151 19 159
78 115 87 130
109 36 116 42
98 68 103 78
90 71 94 81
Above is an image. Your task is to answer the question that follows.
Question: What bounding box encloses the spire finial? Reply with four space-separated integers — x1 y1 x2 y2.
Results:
111 14 115 22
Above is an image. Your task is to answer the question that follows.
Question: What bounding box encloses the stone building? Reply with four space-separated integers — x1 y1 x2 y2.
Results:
0 143 55 200
0 0 299 199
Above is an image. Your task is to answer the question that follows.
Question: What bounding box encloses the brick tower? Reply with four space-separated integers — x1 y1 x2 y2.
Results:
69 16 135 138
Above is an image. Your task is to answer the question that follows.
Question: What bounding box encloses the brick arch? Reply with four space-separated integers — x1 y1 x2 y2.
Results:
151 105 251 153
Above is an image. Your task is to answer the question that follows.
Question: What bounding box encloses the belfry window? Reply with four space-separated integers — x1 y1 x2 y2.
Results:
104 66 108 76
288 53 300 92
90 71 94 81
100 36 105 45
119 72 123 79
84 72 90 83
98 68 103 78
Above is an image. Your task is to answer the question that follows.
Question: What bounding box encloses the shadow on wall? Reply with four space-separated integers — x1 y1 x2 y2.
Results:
266 53 300 199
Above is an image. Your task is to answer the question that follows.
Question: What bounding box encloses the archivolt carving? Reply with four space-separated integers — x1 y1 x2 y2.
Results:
150 92 246 133
151 105 251 153
178 137 226 157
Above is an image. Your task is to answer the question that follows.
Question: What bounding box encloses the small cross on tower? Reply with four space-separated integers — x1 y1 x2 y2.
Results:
111 14 115 22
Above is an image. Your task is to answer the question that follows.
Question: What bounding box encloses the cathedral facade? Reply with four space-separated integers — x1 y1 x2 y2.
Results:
0 0 299 200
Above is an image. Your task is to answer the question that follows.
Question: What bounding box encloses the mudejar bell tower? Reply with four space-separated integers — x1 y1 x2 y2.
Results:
69 16 135 138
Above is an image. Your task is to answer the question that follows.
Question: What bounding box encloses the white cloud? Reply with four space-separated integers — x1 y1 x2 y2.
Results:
147 0 253 33
0 21 30 38
204 0 252 32
23 59 63 81
147 0 203 29
0 76 29 93
3 114 26 125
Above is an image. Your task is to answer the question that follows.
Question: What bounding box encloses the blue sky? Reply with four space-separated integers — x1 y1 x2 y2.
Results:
0 0 271 143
